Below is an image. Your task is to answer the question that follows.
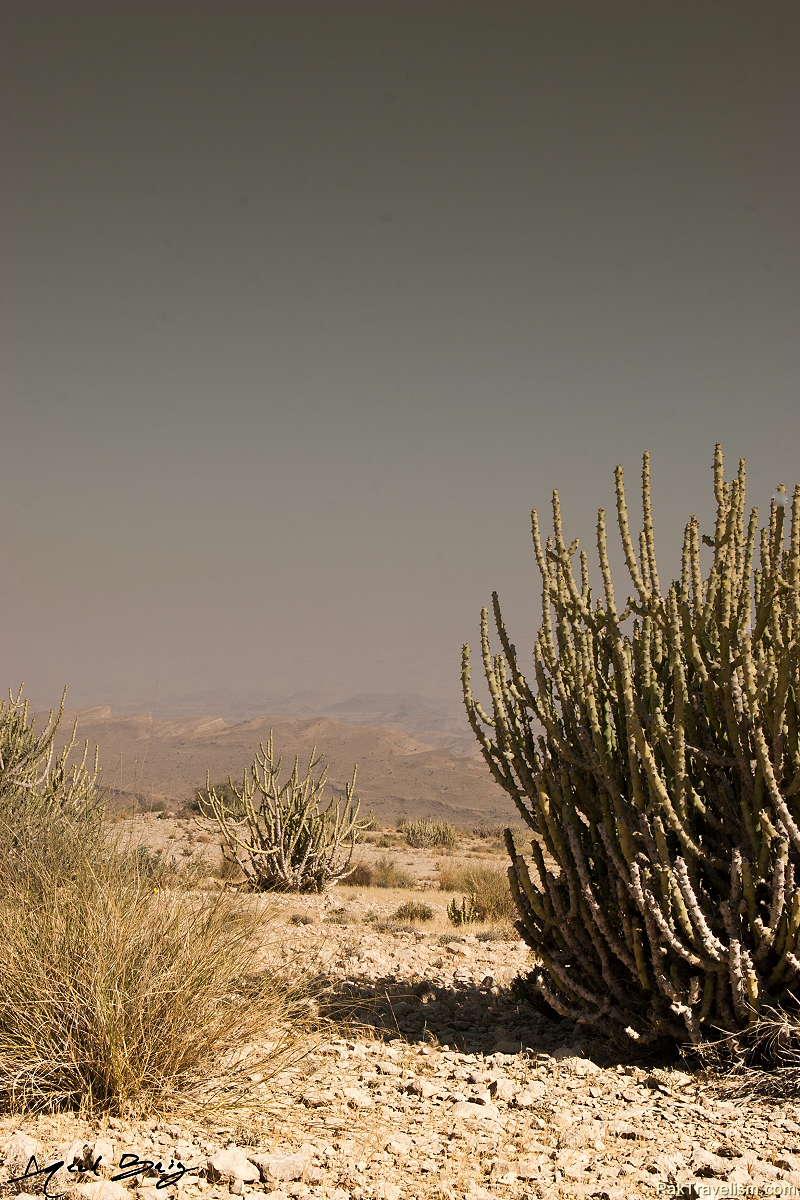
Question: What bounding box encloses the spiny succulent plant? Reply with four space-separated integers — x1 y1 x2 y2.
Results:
463 445 800 1046
197 730 367 892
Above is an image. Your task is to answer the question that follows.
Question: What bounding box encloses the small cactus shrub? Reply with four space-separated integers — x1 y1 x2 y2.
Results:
437 864 516 923
197 731 368 893
400 817 458 849
447 894 486 926
463 446 800 1047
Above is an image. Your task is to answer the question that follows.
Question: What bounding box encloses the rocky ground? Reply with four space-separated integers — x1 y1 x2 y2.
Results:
2 817 798 1200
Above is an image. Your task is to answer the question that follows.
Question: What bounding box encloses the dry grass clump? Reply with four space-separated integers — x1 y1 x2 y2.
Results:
133 843 207 889
399 817 458 850
0 807 311 1118
695 1007 800 1100
342 855 415 889
437 862 515 924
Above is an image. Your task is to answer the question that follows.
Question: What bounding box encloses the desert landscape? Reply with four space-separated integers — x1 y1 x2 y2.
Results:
46 702 513 829
6 3 800 1198
3 807 800 1200
3 449 800 1200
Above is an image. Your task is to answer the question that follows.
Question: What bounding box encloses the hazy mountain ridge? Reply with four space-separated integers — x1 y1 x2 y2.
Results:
61 688 478 755
47 703 512 827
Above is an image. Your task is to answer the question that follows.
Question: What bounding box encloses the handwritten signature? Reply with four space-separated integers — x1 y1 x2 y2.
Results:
4 1152 194 1197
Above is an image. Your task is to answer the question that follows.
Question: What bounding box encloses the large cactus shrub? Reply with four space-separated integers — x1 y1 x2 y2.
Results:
198 730 367 892
462 446 800 1046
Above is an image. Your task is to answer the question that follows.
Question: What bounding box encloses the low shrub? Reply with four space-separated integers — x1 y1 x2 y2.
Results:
475 925 520 943
342 860 375 887
471 823 506 841
133 845 206 890
0 694 311 1117
190 780 247 819
696 1008 800 1100
400 817 458 850
341 855 415 889
393 900 434 922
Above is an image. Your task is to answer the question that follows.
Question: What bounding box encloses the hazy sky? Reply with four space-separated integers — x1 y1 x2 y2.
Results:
4 2 799 715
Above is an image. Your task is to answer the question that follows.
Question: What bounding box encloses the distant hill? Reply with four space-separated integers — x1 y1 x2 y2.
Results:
67 688 479 755
47 706 514 827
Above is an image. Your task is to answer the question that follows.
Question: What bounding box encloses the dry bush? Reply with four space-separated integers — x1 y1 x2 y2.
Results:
342 860 374 886
190 779 247 819
399 817 458 850
475 925 521 943
695 1006 800 1100
341 855 415 889
215 852 246 883
0 813 311 1117
393 900 434 922
437 862 515 923
470 823 506 841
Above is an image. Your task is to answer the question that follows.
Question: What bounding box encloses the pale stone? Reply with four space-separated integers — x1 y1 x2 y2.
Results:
251 1148 313 1183
73 1183 131 1200
206 1147 259 1184
450 1100 501 1121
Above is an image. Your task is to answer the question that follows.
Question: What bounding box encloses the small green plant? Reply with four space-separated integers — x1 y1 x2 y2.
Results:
393 900 434 922
400 817 458 849
447 894 485 926
437 863 515 923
